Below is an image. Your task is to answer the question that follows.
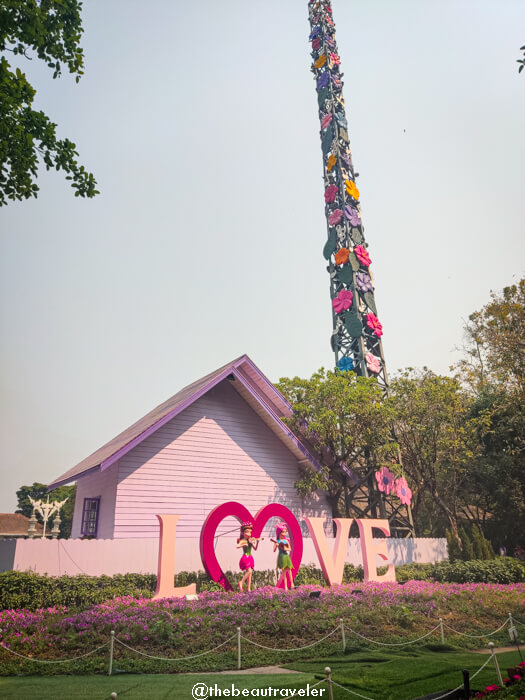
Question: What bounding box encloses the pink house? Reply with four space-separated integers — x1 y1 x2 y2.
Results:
49 355 331 541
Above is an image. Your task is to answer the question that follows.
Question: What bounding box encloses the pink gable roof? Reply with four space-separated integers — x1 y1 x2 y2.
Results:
48 355 321 489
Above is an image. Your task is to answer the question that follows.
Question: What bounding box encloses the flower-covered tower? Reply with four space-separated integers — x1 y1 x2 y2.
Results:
307 0 414 535
308 0 387 389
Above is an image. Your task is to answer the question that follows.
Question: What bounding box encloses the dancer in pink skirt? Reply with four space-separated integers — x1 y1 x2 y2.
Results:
236 521 260 592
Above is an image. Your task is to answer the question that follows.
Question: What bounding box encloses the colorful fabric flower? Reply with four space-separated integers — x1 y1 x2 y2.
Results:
317 72 330 89
315 54 327 69
345 179 360 200
330 52 341 66
324 184 338 203
395 477 413 506
321 113 333 130
341 152 351 168
344 205 361 227
332 289 353 313
309 26 321 41
366 352 380 374
312 37 321 51
366 313 383 337
326 153 337 172
375 467 396 495
337 356 354 372
328 208 343 226
332 75 342 89
355 272 373 293
334 247 350 265
354 245 371 267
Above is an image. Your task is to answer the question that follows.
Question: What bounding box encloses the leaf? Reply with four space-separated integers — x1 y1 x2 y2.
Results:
337 264 354 286
348 252 360 272
321 126 334 154
323 230 337 259
351 227 364 244
345 313 363 337
364 292 377 314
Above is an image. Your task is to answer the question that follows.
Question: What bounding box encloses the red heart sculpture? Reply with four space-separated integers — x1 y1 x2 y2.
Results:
200 501 303 590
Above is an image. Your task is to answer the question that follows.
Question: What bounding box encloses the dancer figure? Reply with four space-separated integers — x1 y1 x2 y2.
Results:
237 521 260 592
272 522 294 591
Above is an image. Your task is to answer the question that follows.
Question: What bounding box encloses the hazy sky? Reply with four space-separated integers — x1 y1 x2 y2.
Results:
1 0 524 513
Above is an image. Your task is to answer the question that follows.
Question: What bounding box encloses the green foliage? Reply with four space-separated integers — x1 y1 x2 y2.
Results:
3 559 523 612
277 368 397 517
454 280 525 554
0 0 98 204
431 557 525 584
15 482 76 537
389 369 489 542
471 527 494 560
394 563 434 582
458 527 475 561
446 529 462 562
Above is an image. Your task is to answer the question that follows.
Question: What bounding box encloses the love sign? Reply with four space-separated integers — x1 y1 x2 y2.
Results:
152 502 395 599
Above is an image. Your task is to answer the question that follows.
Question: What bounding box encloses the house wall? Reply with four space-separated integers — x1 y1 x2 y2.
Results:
107 380 331 538
71 466 118 539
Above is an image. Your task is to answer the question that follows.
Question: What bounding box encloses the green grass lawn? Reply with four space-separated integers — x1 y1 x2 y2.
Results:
0 649 521 700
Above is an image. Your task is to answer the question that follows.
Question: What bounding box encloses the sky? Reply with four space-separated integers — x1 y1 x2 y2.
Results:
1 0 524 514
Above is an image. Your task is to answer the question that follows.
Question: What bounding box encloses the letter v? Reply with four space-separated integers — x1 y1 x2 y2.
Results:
304 517 353 585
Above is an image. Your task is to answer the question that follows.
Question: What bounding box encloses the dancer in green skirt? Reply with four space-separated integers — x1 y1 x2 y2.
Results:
272 522 294 590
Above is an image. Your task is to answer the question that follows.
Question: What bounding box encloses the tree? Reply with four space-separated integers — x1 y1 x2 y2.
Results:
454 280 525 553
455 279 524 395
0 0 98 205
388 370 488 547
277 368 397 520
16 481 76 537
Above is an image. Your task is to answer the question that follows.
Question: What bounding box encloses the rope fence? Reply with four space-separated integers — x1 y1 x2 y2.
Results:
240 625 340 652
343 623 441 647
0 611 520 687
113 634 236 661
0 640 109 664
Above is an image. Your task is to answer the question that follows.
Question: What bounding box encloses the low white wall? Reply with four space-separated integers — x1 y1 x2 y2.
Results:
0 536 447 577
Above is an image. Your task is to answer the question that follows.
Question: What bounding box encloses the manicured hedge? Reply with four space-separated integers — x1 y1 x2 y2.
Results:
431 558 525 584
1 558 523 611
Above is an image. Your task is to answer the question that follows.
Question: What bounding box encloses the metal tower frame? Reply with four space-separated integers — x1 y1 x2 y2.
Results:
307 0 414 536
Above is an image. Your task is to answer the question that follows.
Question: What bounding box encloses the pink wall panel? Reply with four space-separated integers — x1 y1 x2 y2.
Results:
71 466 118 539
0 536 449 576
112 380 332 538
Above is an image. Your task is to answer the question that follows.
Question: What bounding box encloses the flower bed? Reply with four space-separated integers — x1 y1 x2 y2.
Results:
0 581 523 675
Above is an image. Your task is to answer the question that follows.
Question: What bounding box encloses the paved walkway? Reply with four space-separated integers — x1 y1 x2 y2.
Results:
184 665 302 675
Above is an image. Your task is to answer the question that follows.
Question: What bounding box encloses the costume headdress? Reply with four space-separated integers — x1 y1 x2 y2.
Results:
240 521 253 536
276 522 287 539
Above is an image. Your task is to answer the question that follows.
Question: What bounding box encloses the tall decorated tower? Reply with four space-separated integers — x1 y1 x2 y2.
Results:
307 0 414 535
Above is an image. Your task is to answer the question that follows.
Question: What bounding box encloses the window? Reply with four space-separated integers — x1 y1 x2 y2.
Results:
81 497 100 537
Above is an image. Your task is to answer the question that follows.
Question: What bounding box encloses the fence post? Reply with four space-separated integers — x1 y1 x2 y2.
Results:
237 626 241 670
324 666 334 700
508 611 514 629
108 630 115 676
462 669 470 700
488 642 503 686
340 618 346 653
439 618 445 644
